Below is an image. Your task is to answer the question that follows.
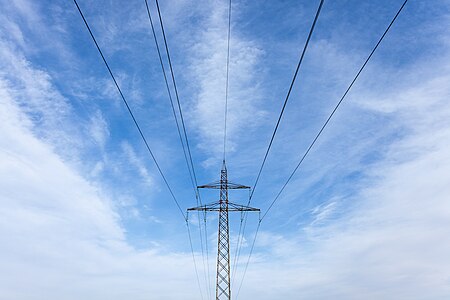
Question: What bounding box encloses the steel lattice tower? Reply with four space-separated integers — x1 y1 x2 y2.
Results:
188 160 259 300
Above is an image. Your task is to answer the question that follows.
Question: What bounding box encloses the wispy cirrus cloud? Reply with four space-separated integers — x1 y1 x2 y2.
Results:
0 19 201 300
235 13 450 298
185 0 266 164
121 141 154 187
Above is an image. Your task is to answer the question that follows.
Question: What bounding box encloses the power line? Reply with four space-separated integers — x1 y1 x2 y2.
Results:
144 0 198 201
203 213 213 299
231 189 251 284
223 0 232 161
261 0 409 221
235 0 410 294
73 0 185 220
154 0 200 194
250 0 324 201
147 1 213 298
201 218 212 300
235 221 260 300
198 216 211 300
232 0 324 285
143 2 210 297
186 219 205 300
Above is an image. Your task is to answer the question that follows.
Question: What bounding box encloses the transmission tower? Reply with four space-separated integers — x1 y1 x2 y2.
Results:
188 160 259 300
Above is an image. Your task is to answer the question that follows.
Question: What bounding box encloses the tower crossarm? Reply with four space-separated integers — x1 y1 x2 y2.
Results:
197 181 250 190
188 201 260 212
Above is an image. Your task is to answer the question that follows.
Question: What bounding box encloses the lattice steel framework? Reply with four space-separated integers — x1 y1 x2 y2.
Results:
188 161 259 300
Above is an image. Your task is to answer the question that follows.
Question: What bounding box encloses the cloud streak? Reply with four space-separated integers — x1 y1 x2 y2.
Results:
186 0 266 164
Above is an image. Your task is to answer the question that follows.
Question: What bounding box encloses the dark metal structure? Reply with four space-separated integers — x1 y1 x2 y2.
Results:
188 160 259 300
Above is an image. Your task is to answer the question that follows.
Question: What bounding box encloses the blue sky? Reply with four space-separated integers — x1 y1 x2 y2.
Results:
1 0 450 299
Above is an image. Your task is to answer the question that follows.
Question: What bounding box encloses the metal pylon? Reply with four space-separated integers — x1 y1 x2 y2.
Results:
188 160 259 300
216 161 231 299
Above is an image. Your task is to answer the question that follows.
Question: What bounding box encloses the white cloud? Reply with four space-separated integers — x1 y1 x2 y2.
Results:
187 0 266 163
0 18 204 297
0 37 88 163
310 200 338 226
235 29 450 300
121 141 154 187
89 109 110 148
90 160 105 177
0 45 203 300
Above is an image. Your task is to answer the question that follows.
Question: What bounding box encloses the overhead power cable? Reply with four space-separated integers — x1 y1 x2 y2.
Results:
236 0 410 296
232 0 324 285
73 0 185 220
146 1 210 298
223 0 232 161
144 0 198 203
261 0 409 221
154 0 200 193
250 0 324 201
235 221 260 300
186 218 205 300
